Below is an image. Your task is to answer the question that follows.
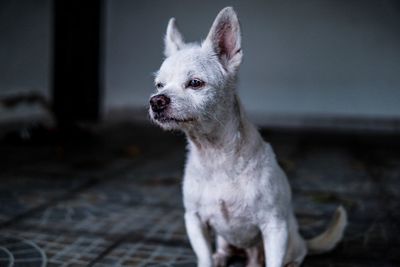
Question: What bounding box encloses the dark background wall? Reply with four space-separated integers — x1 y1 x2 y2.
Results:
0 0 50 96
1 0 399 123
0 0 50 121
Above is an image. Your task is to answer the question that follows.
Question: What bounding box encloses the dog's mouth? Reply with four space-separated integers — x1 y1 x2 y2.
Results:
153 113 195 124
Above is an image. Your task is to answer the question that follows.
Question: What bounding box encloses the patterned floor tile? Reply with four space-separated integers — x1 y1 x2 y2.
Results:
0 125 398 267
0 229 111 267
0 235 46 267
0 176 88 224
18 203 187 242
93 242 195 267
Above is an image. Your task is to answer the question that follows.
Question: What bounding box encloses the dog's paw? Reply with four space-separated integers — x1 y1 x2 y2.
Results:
213 252 229 267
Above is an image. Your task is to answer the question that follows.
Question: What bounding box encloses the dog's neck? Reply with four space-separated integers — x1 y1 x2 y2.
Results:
184 94 261 160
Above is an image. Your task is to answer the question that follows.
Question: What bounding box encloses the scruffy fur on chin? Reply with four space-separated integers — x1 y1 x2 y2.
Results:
149 7 347 267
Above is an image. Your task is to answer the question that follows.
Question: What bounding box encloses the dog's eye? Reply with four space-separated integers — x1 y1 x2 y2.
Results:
156 82 164 89
187 79 204 89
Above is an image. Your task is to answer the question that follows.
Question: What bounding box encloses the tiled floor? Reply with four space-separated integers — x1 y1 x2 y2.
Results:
0 123 399 266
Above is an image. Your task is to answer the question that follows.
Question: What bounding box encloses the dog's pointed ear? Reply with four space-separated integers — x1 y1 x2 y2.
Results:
203 7 243 73
164 18 185 57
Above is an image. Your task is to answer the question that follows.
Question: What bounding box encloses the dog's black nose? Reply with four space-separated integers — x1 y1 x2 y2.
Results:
150 94 170 112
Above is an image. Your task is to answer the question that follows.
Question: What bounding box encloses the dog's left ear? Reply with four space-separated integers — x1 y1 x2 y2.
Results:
164 18 185 57
203 7 243 73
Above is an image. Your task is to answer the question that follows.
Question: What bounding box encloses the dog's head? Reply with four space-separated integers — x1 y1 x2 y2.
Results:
149 7 243 131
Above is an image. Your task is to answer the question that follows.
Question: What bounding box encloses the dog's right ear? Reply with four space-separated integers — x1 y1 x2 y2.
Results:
203 7 242 73
164 18 185 57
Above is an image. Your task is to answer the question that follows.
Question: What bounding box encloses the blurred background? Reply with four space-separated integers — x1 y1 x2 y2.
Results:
1 0 399 129
0 1 399 267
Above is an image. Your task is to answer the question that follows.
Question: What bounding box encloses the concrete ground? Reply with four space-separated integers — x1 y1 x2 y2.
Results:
0 122 399 267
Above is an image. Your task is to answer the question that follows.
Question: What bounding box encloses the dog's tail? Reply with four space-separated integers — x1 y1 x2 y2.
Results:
306 206 347 255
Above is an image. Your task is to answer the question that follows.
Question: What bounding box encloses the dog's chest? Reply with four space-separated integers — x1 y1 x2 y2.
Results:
183 168 261 247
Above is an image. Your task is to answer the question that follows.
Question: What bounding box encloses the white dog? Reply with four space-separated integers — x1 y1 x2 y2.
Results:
149 7 347 267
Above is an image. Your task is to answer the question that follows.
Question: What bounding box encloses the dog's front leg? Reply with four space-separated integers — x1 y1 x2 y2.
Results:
261 220 288 267
185 212 213 267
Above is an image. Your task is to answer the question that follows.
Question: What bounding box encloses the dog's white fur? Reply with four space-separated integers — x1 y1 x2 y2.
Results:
149 7 347 267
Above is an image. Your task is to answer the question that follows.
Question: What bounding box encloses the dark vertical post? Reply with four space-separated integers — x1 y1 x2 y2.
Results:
52 0 103 126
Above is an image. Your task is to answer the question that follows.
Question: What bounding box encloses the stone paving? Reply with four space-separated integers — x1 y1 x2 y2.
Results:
0 123 399 266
